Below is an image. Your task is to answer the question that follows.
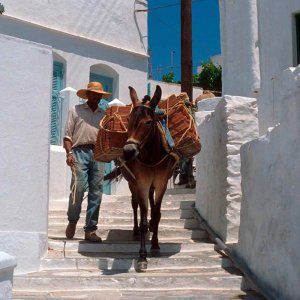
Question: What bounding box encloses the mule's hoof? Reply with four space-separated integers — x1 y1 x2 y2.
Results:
135 258 148 272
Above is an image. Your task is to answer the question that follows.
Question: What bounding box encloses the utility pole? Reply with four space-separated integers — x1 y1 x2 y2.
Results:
181 0 193 102
180 0 195 189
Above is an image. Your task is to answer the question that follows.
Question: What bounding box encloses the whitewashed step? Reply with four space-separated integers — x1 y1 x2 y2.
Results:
49 199 196 214
49 207 194 220
48 238 215 254
166 187 196 194
49 194 196 210
13 289 263 300
48 227 208 241
14 269 243 292
13 191 264 299
41 250 233 271
49 217 200 230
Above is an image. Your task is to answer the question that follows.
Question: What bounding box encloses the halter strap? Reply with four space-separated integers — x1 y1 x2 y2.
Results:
125 105 156 150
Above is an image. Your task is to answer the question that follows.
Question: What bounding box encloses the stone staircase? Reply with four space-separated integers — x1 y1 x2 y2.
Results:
13 191 264 299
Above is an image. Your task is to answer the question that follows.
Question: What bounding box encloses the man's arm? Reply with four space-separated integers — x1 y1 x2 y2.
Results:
64 138 75 167
63 107 76 167
64 138 73 154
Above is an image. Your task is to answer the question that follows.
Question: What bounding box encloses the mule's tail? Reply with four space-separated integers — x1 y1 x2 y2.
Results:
103 166 122 183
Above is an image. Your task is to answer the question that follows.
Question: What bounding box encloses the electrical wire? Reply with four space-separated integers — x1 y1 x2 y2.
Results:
147 0 215 79
137 0 208 12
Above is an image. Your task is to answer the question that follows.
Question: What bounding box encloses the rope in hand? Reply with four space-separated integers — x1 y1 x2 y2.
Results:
118 157 136 180
70 165 77 205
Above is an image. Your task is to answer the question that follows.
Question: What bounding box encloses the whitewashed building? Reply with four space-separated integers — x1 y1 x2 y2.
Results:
196 0 300 298
0 0 148 275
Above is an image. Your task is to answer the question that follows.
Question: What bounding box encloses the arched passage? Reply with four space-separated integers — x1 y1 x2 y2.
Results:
90 64 119 103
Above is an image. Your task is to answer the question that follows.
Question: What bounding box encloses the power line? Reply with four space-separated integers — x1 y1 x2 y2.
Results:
147 3 179 11
152 15 180 34
136 0 207 12
152 63 201 71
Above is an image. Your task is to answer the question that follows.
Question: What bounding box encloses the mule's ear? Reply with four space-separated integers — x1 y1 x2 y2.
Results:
150 85 162 109
128 86 140 107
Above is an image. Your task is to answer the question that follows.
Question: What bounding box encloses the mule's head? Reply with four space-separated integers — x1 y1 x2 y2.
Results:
123 85 162 161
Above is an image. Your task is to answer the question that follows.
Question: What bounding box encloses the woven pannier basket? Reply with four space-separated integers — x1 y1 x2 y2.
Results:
159 94 201 158
94 105 132 162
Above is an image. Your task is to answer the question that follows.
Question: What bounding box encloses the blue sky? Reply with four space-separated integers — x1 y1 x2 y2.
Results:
147 0 221 81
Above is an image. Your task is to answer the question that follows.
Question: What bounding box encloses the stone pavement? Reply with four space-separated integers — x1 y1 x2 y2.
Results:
13 190 264 299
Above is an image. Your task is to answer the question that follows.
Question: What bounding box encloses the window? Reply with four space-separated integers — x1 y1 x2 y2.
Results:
50 61 64 145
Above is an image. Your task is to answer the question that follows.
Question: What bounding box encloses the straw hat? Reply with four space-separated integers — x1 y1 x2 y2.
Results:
77 82 112 99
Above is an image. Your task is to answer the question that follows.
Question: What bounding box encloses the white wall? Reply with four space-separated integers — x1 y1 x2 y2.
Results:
1 0 147 55
0 15 148 101
149 80 203 100
235 66 300 299
256 0 300 134
219 0 260 98
0 11 148 200
0 0 146 274
195 95 258 243
0 34 52 273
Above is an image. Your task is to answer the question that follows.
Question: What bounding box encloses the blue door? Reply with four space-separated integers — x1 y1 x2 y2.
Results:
90 73 113 195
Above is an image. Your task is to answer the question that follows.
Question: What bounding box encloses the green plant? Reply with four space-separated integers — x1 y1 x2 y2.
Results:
196 61 222 92
162 72 175 83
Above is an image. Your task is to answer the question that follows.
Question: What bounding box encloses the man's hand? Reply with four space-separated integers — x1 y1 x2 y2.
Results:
66 153 75 167
64 138 74 167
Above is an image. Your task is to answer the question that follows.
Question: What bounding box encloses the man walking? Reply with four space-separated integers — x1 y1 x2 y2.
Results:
64 82 111 242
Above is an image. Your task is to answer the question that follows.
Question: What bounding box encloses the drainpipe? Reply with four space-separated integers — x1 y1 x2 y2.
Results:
193 208 276 300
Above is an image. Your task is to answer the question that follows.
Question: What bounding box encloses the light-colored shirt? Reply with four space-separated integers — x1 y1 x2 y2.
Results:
64 103 105 148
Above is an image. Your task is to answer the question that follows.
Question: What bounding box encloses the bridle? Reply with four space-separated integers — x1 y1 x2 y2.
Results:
125 105 156 151
120 103 179 174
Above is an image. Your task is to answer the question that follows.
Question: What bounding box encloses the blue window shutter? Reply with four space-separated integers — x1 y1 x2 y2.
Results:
51 62 64 145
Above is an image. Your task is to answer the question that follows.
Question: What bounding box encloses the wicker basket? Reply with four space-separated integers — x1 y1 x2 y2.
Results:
94 105 132 162
159 95 201 158
158 94 179 110
94 95 201 162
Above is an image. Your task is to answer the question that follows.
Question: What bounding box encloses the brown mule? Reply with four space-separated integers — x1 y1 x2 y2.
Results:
121 85 177 271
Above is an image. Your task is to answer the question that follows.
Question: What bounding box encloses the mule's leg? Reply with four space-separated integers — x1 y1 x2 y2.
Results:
129 183 139 239
151 158 177 252
150 202 161 252
137 191 149 270
148 186 155 232
150 187 166 253
132 198 140 238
